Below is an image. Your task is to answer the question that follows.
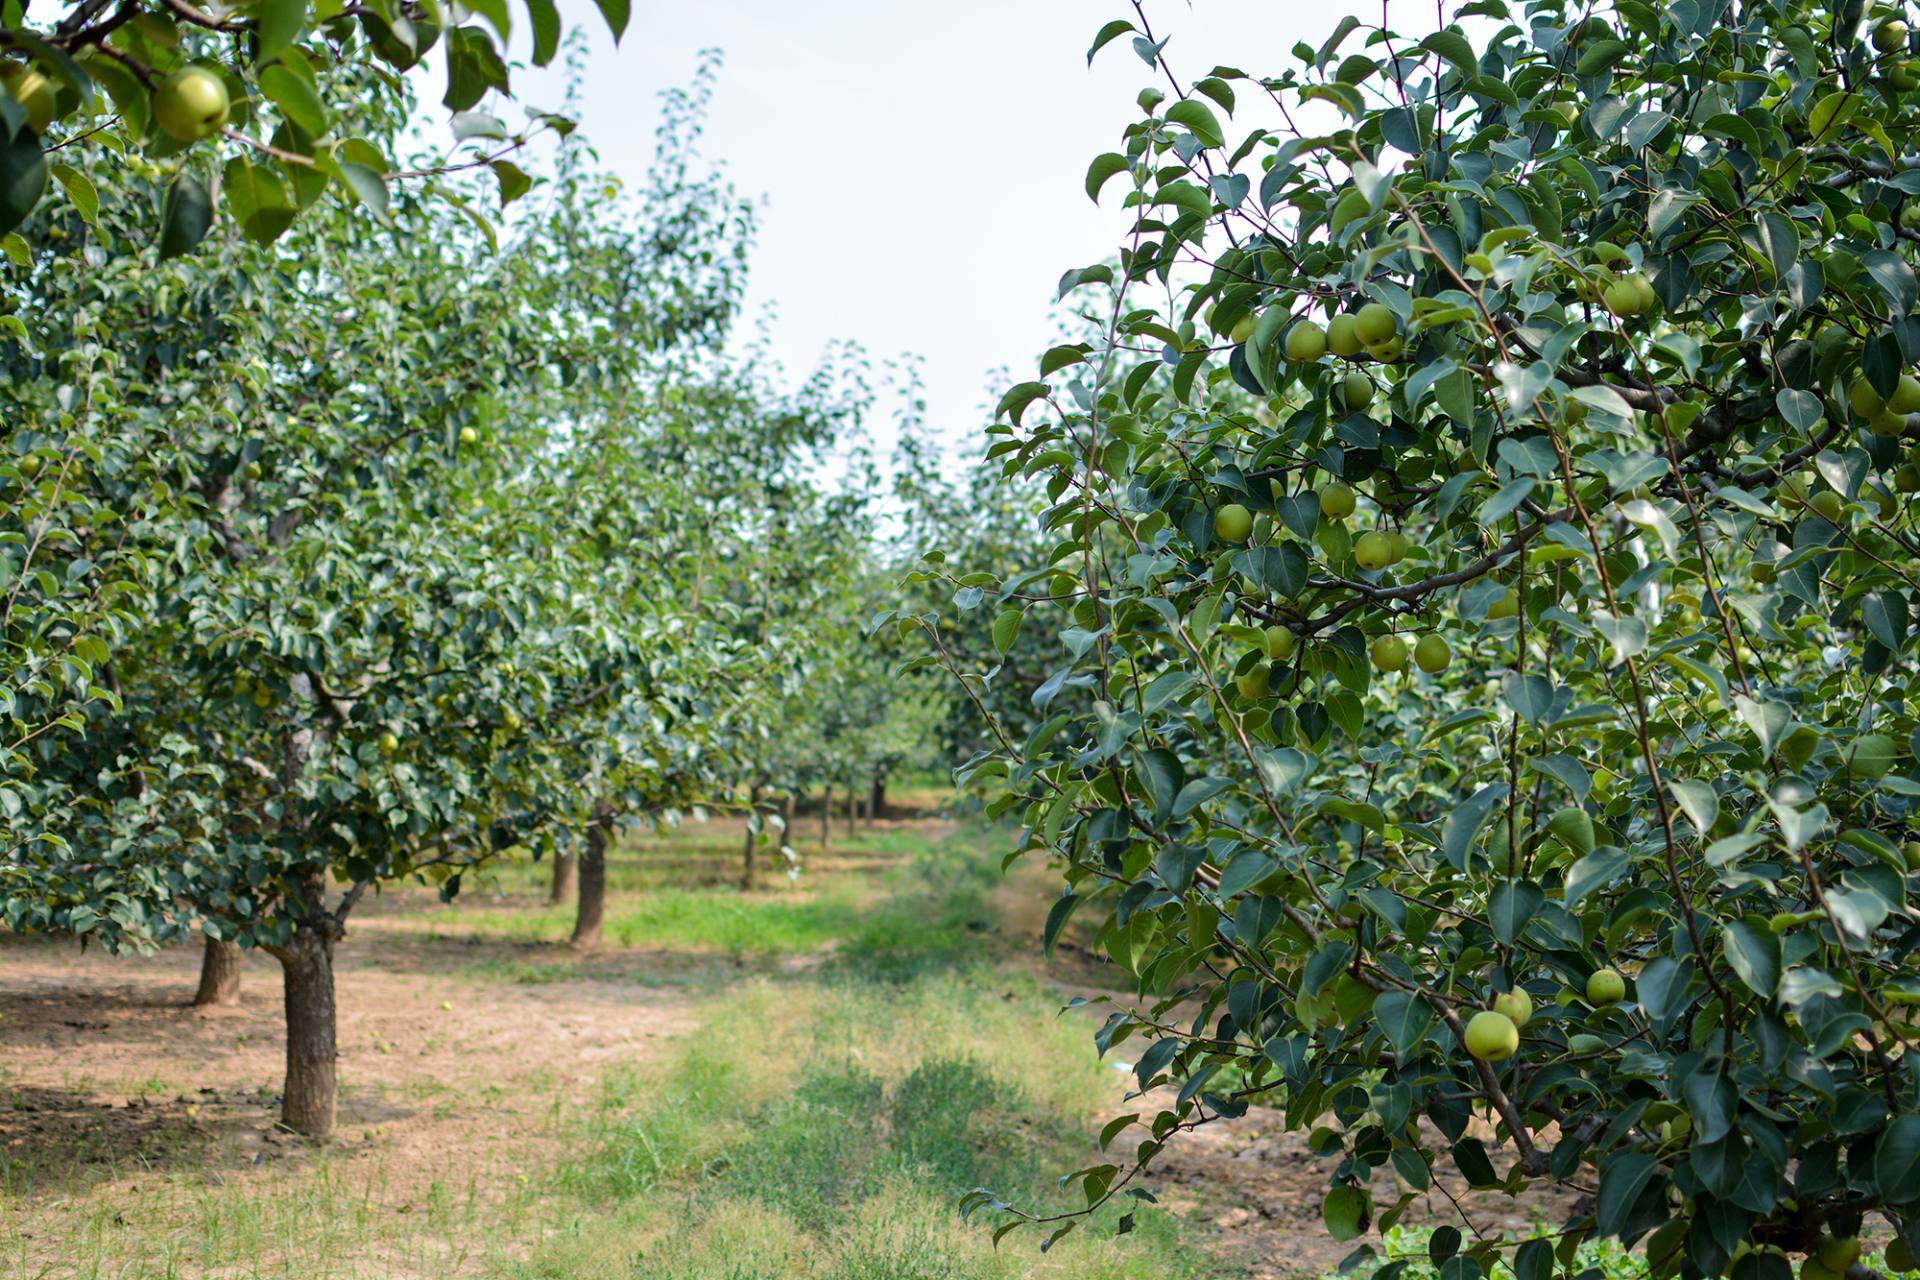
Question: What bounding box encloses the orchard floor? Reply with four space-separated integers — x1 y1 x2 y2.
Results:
2 801 1573 1280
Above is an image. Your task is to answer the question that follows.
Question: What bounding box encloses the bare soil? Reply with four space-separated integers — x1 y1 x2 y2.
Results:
0 915 701 1273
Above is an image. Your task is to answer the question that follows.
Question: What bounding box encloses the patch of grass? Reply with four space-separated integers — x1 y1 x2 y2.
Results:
410 883 879 953
516 966 1211 1280
389 825 1009 973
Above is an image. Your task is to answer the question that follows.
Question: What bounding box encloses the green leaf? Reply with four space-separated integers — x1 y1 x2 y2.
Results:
221 157 296 244
1323 1186 1370 1241
593 0 631 42
1565 846 1629 907
157 174 212 259
1756 211 1800 278
1441 784 1507 871
1418 30 1476 77
1087 19 1136 65
1668 779 1719 835
48 162 96 224
991 608 1023 655
1864 249 1918 315
1776 388 1823 431
1723 918 1780 996
1372 990 1433 1055
465 0 512 42
1165 99 1224 148
525 0 561 66
1575 39 1629 76
256 0 307 61
260 65 329 136
1701 113 1762 153
1085 153 1129 204
334 161 391 224
1488 879 1544 945
489 159 532 208
1042 892 1080 956
1876 1116 1920 1207
1808 89 1861 142
1503 673 1556 725
1595 1153 1657 1239
996 381 1050 425
0 127 46 236
1136 748 1185 819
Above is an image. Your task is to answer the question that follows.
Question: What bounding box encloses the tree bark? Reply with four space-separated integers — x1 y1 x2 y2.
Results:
740 783 762 891
869 772 886 821
193 935 243 1007
570 804 614 949
820 784 832 851
845 774 858 835
273 920 337 1138
547 849 576 905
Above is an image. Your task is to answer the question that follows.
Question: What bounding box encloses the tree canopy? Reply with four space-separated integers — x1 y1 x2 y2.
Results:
900 0 1920 1270
0 0 622 253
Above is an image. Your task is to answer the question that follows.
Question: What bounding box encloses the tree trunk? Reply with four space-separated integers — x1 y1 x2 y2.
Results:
547 849 576 905
845 775 858 835
193 935 243 1007
869 772 886 821
740 784 761 891
570 805 614 949
820 784 832 851
273 923 337 1139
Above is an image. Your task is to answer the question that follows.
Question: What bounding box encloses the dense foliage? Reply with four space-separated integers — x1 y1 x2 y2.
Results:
901 0 1920 1271
0 0 617 251
1 51 938 1137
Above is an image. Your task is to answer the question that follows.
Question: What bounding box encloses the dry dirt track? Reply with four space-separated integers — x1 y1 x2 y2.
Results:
0 919 703 1276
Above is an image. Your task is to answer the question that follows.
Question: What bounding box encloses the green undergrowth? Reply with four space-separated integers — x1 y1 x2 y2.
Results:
393 824 972 960
503 826 1214 1279
1343 1226 1920 1280
511 977 1210 1280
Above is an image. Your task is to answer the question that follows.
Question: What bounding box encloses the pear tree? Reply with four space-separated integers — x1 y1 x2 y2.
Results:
913 1 1920 1271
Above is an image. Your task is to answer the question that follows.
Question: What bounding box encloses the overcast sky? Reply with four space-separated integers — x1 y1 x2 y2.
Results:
512 1 1378 474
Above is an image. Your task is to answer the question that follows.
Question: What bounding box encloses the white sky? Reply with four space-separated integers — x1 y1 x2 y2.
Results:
510 1 1380 474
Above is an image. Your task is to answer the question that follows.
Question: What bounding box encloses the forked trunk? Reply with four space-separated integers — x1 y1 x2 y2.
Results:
192 935 243 1007
570 805 614 949
274 923 337 1138
548 849 576 905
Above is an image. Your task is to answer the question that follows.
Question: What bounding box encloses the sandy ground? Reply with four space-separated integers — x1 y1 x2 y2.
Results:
0 919 701 1275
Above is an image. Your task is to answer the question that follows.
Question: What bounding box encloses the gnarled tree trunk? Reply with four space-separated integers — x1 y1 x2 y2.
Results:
271 914 338 1139
570 803 614 949
192 935 243 1007
547 849 576 905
